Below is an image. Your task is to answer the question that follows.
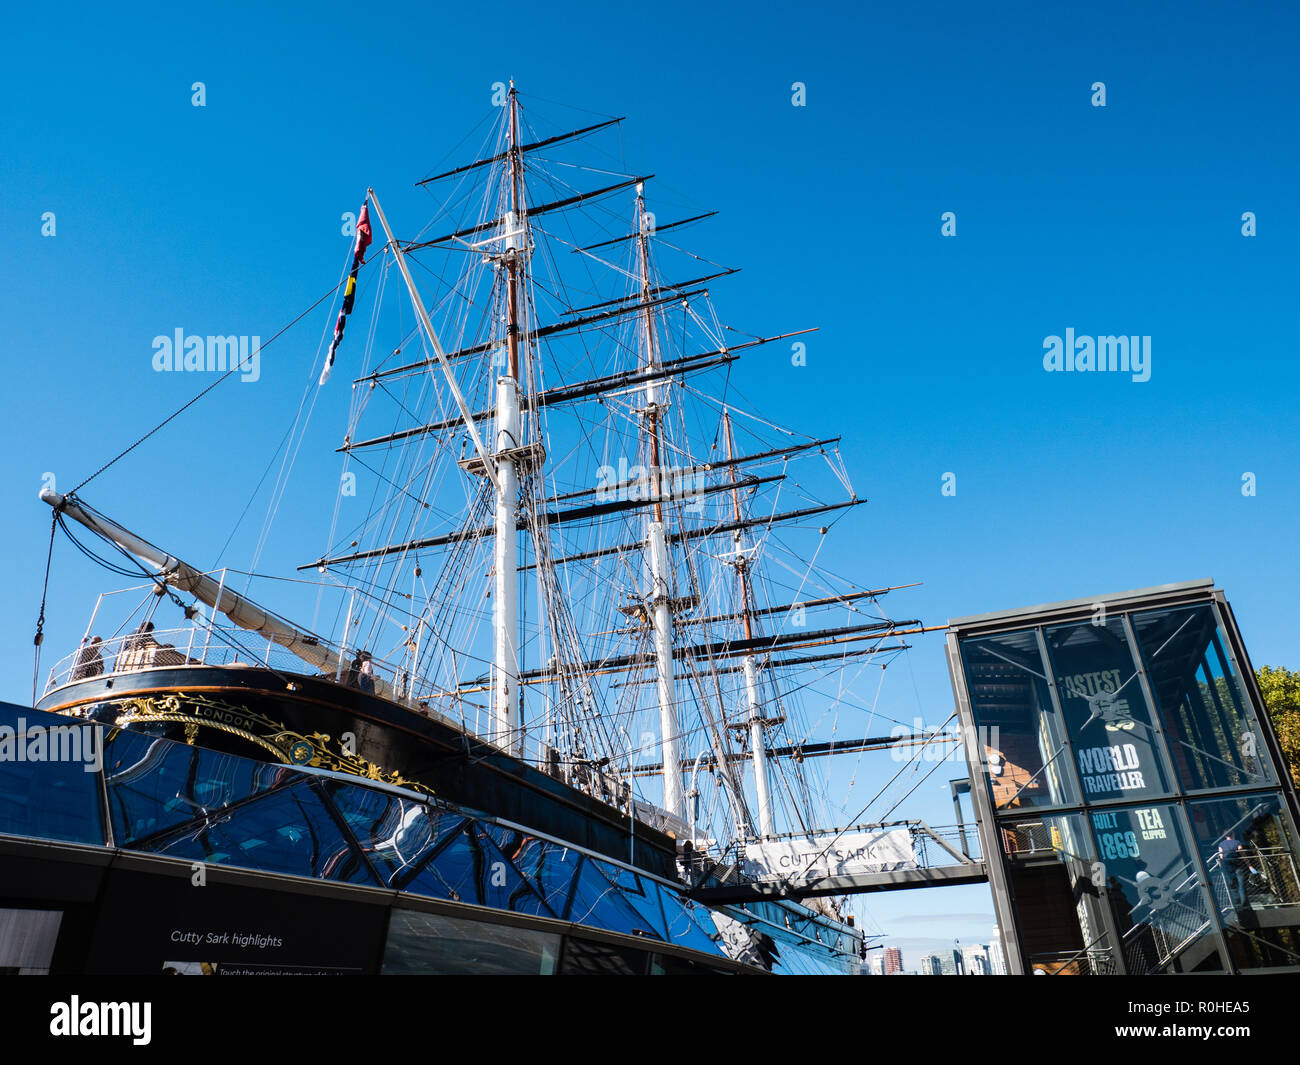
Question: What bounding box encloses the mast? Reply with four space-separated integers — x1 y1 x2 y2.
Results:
725 412 775 838
493 82 526 755
636 182 683 819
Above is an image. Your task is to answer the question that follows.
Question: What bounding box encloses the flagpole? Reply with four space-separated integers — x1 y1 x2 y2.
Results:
367 188 501 494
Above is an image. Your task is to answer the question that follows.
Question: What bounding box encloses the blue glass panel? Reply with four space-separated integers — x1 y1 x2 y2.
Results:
769 944 843 976
1133 605 1276 792
322 783 459 887
673 896 729 954
597 863 670 938
402 821 554 917
126 777 376 884
0 716 104 844
104 728 291 845
507 837 581 917
564 855 660 938
1044 617 1174 802
600 863 724 955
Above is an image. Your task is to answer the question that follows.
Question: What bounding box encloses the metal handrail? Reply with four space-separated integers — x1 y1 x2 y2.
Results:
46 626 430 712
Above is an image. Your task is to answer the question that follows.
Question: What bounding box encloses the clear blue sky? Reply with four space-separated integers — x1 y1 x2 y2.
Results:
2 0 1297 962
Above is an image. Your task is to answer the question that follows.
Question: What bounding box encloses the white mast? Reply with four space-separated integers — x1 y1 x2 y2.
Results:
724 412 775 837
492 83 526 756
744 655 773 837
493 369 522 754
636 183 683 818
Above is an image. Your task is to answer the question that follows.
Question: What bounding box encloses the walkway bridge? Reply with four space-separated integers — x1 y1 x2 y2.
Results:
687 820 988 904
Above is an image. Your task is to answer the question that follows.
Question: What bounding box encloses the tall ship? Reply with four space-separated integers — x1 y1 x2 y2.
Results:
7 86 932 975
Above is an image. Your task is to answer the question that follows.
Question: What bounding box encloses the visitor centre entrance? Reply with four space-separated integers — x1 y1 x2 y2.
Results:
947 580 1300 974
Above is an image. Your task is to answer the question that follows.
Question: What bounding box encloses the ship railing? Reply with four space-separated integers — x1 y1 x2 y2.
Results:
46 626 209 692
1027 950 1118 976
44 626 452 719
1206 847 1300 912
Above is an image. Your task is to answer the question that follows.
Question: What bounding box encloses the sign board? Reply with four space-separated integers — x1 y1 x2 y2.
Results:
742 828 915 881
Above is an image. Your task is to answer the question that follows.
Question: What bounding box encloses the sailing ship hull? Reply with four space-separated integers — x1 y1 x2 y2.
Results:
36 666 680 879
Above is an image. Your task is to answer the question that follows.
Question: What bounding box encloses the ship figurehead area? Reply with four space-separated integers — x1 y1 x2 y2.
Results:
58 689 416 790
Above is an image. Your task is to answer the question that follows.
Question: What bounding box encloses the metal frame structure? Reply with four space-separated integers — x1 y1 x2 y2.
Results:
946 580 1300 975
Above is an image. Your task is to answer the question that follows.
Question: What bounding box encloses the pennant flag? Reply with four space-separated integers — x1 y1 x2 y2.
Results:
320 202 374 386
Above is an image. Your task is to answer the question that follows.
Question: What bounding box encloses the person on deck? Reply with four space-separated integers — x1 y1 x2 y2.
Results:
343 652 362 688
71 636 104 680
358 651 375 694
123 620 155 650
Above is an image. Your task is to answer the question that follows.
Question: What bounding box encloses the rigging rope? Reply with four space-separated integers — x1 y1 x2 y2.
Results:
31 513 58 705
69 276 356 495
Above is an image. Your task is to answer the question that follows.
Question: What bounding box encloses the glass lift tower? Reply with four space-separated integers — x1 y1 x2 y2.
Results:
948 580 1300 975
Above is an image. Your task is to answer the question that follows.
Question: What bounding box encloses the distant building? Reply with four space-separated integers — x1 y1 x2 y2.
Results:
883 947 903 975
919 953 943 975
987 929 1007 976
940 940 965 975
962 943 991 976
863 951 885 975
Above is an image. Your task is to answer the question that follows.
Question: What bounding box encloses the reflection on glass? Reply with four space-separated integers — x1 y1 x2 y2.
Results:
382 908 561 974
128 777 376 884
1132 605 1275 792
1001 813 1116 975
402 822 554 917
600 863 725 956
507 836 590 919
325 783 457 888
1086 803 1222 974
566 857 662 940
1044 619 1172 802
0 722 104 845
960 630 1076 810
1187 793 1300 970
105 729 290 846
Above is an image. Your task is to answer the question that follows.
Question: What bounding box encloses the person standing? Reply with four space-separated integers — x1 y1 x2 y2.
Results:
358 651 376 694
1218 832 1249 909
71 636 104 680
343 651 362 688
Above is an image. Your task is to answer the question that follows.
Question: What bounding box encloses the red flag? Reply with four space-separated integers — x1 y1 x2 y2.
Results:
321 199 372 387
355 204 373 258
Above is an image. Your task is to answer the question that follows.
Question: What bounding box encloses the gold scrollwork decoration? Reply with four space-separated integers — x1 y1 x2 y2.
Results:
63 692 432 796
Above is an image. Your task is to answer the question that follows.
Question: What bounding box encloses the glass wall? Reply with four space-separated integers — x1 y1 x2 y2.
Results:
1044 617 1173 802
959 630 1077 810
0 702 852 975
1187 793 1300 970
1132 605 1276 793
951 589 1300 975
1087 802 1224 973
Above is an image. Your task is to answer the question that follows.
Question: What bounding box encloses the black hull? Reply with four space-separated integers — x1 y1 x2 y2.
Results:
36 666 678 879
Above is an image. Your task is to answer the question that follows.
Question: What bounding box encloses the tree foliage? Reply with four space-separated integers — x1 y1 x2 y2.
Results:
1258 665 1300 789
